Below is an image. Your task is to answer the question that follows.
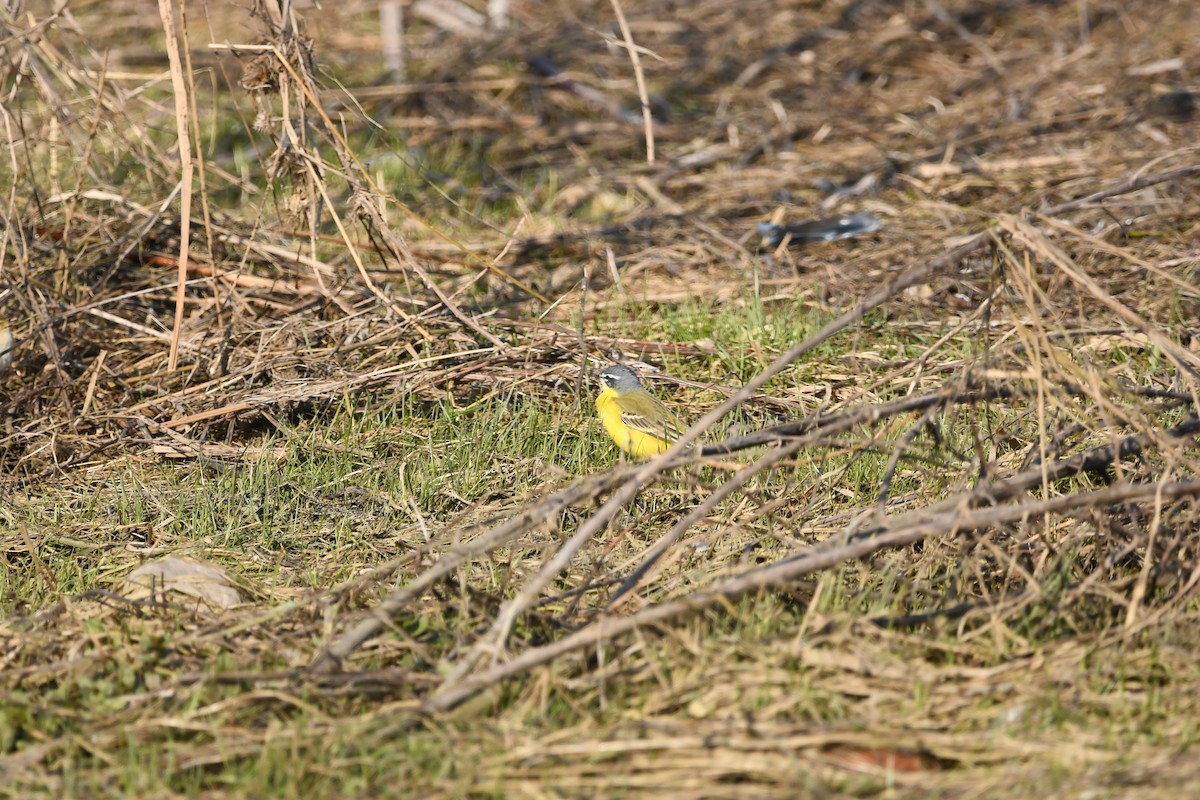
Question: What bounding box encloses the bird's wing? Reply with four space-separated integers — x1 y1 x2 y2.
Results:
615 392 686 442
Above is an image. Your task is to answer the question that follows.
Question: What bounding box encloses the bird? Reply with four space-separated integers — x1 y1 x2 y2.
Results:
594 363 685 459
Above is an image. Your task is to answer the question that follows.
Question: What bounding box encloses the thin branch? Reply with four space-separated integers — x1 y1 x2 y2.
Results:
424 478 1200 712
311 467 638 671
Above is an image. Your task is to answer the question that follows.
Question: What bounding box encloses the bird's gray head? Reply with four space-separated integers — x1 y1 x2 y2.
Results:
598 364 644 393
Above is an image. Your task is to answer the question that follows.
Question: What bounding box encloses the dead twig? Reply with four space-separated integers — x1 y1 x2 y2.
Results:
424 478 1200 712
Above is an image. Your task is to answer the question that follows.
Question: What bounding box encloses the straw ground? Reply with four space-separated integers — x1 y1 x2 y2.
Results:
3 0 1200 796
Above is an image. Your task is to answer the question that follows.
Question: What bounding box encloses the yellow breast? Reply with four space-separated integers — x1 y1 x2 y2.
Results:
596 388 673 459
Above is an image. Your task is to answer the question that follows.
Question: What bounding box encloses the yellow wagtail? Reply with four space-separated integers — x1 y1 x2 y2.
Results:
595 364 685 459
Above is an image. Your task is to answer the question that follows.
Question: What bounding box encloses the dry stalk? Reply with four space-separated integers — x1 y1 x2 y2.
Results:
311 465 641 670
608 0 655 164
998 215 1200 379
156 0 194 372
424 477 1200 712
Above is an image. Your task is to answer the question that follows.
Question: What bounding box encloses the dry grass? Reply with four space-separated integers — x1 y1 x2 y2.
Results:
2 0 1200 796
